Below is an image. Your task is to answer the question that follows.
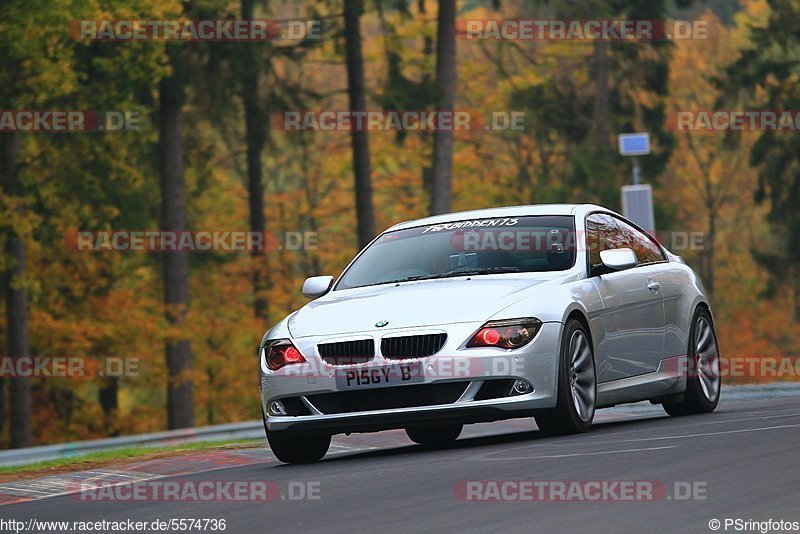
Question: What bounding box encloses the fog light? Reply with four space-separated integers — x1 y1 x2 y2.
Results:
268 400 286 416
512 380 533 395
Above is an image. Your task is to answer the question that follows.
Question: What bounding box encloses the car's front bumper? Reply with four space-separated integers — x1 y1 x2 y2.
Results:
259 321 563 435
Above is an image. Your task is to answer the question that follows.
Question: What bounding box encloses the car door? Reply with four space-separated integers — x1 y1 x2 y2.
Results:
586 213 665 382
613 216 677 362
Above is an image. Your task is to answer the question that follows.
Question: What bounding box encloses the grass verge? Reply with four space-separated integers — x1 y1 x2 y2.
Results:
0 439 262 481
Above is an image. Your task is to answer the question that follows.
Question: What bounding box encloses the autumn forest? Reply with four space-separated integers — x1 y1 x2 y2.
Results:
1 0 799 448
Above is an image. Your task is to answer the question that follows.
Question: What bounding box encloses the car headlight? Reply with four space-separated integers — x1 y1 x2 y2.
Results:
466 318 542 349
261 339 306 371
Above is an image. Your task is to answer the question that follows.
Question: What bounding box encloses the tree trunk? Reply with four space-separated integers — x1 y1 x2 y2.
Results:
794 264 800 323
705 208 716 299
241 0 269 319
0 358 3 442
430 0 456 215
591 41 611 154
344 0 376 249
98 377 119 436
159 46 194 429
1 132 31 448
419 0 435 206
300 139 323 276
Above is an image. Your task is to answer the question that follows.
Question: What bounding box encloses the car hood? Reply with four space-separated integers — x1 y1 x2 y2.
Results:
287 276 553 338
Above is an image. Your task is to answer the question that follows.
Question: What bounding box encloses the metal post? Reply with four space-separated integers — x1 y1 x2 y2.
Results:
632 157 641 186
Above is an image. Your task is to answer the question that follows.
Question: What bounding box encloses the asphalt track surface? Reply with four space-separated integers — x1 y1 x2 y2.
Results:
3 384 800 534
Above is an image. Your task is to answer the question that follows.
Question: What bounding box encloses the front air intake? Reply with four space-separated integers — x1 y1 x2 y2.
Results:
381 333 447 360
318 339 375 365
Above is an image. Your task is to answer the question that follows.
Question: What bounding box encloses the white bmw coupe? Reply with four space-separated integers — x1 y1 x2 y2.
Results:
258 204 720 463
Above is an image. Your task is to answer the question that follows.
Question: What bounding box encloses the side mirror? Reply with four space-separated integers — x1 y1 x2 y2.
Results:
302 275 334 298
599 248 638 271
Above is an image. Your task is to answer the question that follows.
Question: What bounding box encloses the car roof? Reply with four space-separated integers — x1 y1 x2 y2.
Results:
385 203 614 232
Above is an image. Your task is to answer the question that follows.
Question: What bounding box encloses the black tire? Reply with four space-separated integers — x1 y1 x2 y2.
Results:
405 424 463 448
663 307 721 416
535 319 597 435
266 430 331 464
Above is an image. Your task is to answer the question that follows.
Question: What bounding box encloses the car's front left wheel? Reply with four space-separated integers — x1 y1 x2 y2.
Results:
405 424 462 448
266 431 331 464
535 319 596 435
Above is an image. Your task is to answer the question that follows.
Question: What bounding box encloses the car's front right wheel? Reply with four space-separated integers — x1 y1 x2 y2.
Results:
535 318 596 435
663 307 721 416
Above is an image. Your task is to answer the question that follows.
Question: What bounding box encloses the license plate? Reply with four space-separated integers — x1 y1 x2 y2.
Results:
335 362 424 390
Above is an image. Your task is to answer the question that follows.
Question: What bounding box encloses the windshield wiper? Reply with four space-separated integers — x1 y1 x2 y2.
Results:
382 267 519 285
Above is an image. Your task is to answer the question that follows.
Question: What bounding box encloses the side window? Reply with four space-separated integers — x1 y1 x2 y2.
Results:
586 213 624 268
612 217 666 265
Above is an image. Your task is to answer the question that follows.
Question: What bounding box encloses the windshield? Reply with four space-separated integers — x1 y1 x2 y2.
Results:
335 215 577 290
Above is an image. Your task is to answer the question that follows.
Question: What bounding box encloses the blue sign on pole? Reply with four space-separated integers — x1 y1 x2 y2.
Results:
618 133 650 156
618 132 654 231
